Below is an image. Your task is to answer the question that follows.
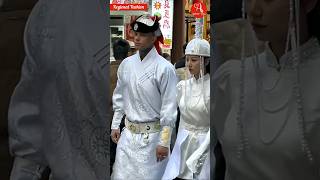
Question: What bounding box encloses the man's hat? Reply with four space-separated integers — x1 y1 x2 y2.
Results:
130 14 164 54
130 14 162 36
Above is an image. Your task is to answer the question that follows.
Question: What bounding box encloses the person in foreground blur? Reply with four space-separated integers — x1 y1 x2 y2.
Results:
213 0 320 179
8 0 109 179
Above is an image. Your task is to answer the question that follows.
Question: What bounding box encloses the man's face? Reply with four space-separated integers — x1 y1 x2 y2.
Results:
133 31 156 50
246 0 290 43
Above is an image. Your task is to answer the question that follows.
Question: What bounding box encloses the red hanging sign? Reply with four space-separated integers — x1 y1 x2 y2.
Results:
110 4 148 11
190 2 207 18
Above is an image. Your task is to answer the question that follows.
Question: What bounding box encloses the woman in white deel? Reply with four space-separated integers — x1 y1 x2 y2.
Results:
162 38 212 180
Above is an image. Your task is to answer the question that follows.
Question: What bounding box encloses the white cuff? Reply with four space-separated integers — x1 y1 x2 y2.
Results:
111 112 124 129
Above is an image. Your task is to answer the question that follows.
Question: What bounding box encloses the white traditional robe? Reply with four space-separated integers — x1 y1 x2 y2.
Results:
213 38 320 180
111 47 178 180
162 74 211 180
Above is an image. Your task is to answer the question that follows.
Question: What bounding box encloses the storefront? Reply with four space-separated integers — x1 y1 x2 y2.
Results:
110 1 152 61
110 0 175 61
110 1 209 63
184 0 210 43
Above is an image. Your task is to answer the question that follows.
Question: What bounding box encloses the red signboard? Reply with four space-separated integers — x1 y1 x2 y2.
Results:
190 2 207 18
110 4 148 11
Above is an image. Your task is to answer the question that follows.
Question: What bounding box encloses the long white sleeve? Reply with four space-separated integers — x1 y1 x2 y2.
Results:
111 62 125 129
158 65 178 147
159 65 178 127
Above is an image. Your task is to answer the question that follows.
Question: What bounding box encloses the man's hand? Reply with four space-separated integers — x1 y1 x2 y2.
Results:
111 129 121 144
156 145 169 162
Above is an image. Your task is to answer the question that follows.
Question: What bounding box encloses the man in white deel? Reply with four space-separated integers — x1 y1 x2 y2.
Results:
110 14 178 179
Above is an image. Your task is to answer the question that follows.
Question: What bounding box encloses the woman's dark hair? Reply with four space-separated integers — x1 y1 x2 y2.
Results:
113 39 130 61
307 1 320 42
205 57 210 74
183 43 187 54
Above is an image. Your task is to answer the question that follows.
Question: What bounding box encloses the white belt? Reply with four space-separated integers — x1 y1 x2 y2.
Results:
180 120 209 134
125 118 161 134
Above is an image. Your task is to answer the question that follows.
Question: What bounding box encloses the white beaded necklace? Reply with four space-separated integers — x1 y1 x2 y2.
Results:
236 0 314 163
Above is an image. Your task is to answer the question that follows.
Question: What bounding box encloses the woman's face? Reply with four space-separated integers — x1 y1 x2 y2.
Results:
187 55 203 76
246 0 290 43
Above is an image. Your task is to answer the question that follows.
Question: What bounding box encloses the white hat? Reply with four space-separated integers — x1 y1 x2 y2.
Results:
185 38 210 57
